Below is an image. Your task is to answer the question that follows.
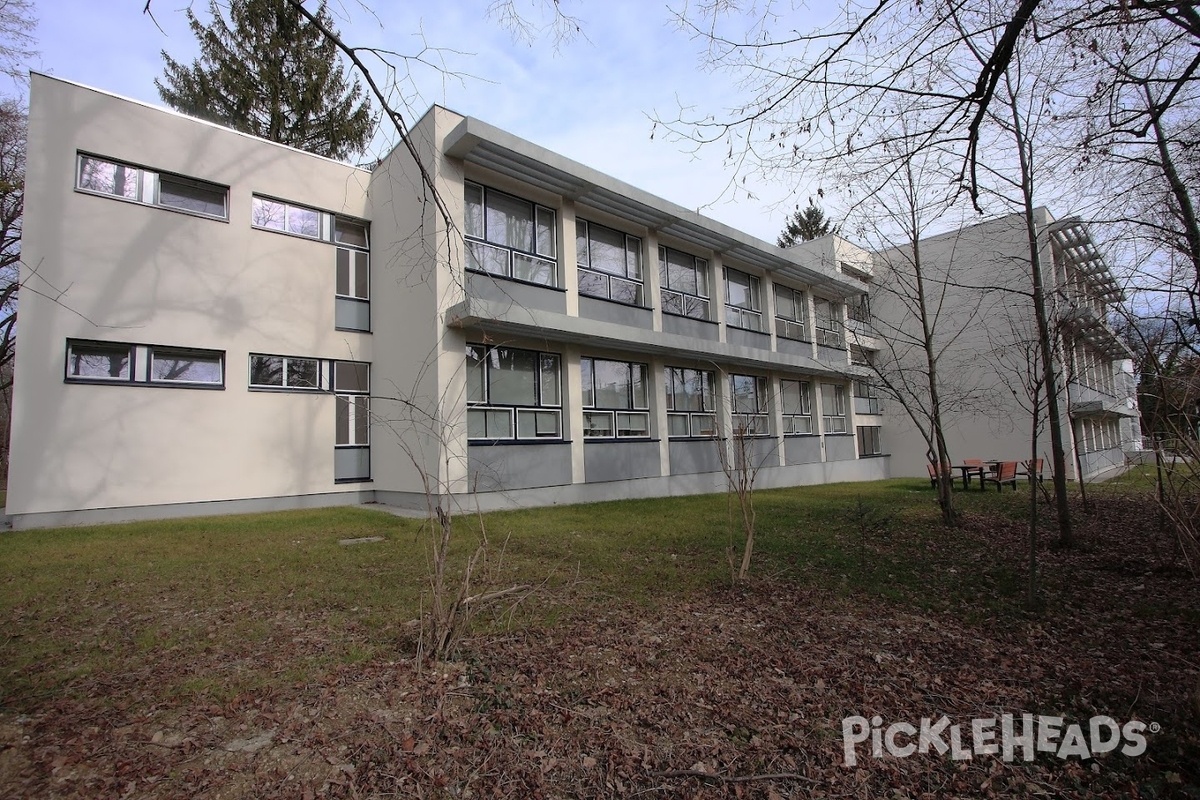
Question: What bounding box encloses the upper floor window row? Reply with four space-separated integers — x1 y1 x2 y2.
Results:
252 195 369 249
577 219 643 305
77 154 228 221
465 181 557 287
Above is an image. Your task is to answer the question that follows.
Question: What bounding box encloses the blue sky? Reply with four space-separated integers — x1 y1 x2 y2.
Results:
30 0 832 243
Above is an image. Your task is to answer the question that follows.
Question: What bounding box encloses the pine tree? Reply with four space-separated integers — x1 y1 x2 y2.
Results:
156 0 374 161
777 201 838 247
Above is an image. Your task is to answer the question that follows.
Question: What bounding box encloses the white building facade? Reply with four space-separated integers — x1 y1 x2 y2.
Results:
8 75 891 529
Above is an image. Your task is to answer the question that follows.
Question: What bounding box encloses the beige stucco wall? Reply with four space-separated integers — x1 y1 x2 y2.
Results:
9 75 373 516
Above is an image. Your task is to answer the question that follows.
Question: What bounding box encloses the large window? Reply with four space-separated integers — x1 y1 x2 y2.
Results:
577 219 643 305
775 285 810 342
581 357 650 438
467 344 562 441
77 154 228 220
665 366 716 438
65 339 224 388
781 379 814 434
853 380 881 414
821 383 848 433
730 374 770 435
249 354 322 391
857 425 882 456
334 361 370 482
814 298 843 348
465 182 557 287
724 268 763 331
335 228 371 332
847 294 871 324
659 246 710 320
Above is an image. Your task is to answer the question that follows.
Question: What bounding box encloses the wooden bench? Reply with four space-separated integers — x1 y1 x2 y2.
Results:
982 461 1019 491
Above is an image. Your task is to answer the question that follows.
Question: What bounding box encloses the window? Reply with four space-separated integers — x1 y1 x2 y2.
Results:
251 195 368 247
730 374 770 435
77 154 228 220
665 366 716 437
66 340 132 381
850 345 871 366
577 219 643 305
65 339 224 388
853 380 881 414
724 268 763 331
1078 417 1119 453
149 347 224 385
774 284 810 342
249 354 321 390
814 298 843 347
581 357 650 438
336 247 371 332
847 294 871 324
659 246 710 320
466 344 562 441
821 383 848 433
465 182 558 287
781 379 814 434
857 425 882 456
332 361 370 482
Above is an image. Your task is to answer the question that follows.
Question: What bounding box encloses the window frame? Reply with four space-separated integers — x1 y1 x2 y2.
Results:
774 284 811 342
658 246 711 321
730 373 770 436
248 353 324 392
821 383 848 434
464 181 559 288
665 366 717 438
250 194 369 249
780 379 815 435
857 425 883 456
76 153 229 222
466 343 563 442
813 297 844 348
724 267 763 332
148 346 225 387
64 339 135 383
64 338 226 390
580 356 652 440
576 218 644 306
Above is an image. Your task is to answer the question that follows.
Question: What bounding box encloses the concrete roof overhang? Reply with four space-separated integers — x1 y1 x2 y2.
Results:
444 117 866 299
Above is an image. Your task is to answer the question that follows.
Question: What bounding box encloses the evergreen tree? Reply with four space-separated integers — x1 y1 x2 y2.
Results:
156 0 374 161
777 201 838 247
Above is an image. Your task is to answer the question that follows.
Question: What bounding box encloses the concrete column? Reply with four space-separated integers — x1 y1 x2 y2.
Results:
561 200 579 317
646 232 663 332
562 343 586 484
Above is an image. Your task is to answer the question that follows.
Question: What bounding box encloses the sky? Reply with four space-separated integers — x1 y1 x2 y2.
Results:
29 0 832 244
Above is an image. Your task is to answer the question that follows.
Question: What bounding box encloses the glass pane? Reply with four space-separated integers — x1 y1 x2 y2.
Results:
593 359 631 409
517 408 557 438
781 381 801 415
485 190 534 250
336 396 350 444
668 414 690 437
700 370 715 411
580 357 595 408
587 222 627 277
677 368 701 412
610 276 641 305
250 355 283 386
661 291 683 316
252 197 286 230
534 410 560 437
775 285 795 320
666 249 698 295
79 157 138 199
617 412 649 437
578 269 607 299
535 206 556 257
731 374 758 414
626 236 642 280
691 414 717 437
631 363 648 409
726 269 751 308
151 351 222 383
336 249 351 295
540 353 560 406
334 219 368 248
583 410 614 438
335 361 369 393
576 220 589 267
682 295 709 320
466 345 486 404
354 396 370 444
287 205 320 237
513 253 556 286
464 182 484 239
695 259 708 295
354 252 370 299
288 358 319 388
486 409 513 439
69 342 130 379
468 408 487 439
158 176 226 217
468 240 509 275
488 347 537 406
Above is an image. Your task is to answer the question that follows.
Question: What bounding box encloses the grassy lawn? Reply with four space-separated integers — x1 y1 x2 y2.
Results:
0 478 1091 704
2 475 1196 798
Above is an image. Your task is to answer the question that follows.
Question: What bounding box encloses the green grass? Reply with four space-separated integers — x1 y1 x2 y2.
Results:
0 478 1093 705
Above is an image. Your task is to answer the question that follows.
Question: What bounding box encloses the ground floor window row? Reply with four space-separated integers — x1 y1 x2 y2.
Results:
465 343 860 444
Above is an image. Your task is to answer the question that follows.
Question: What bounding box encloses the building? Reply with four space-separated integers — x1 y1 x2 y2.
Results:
869 210 1140 482
7 74 891 529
